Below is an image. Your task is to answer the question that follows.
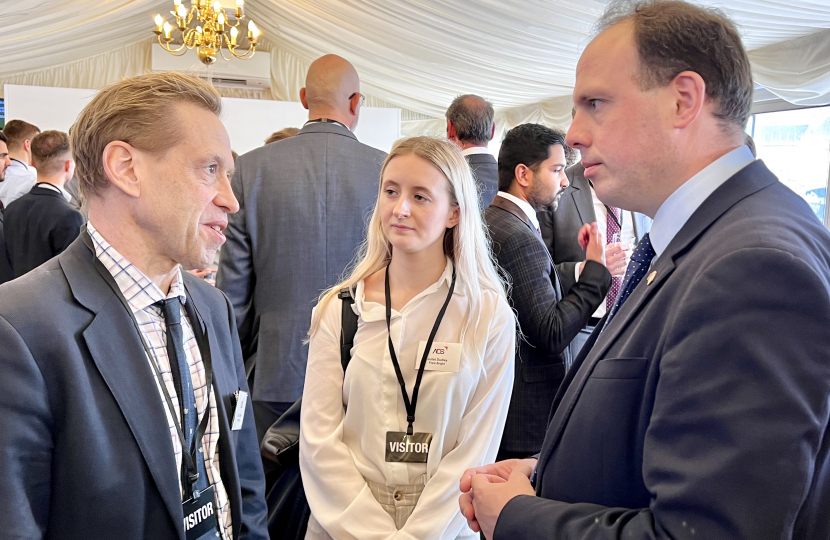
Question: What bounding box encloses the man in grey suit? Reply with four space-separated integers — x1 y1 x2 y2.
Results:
461 2 830 539
217 54 386 441
484 123 610 461
538 161 652 360
446 94 499 208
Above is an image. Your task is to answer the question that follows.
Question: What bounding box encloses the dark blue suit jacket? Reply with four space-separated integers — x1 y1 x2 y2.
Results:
495 160 830 539
0 234 268 539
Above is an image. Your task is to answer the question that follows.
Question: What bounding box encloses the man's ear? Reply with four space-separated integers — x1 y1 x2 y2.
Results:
447 120 457 140
23 139 32 153
102 141 142 199
670 70 706 130
349 93 360 116
514 163 532 189
489 122 496 142
300 87 309 110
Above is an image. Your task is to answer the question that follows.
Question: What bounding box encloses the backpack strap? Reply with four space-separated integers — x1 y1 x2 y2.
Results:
339 288 358 372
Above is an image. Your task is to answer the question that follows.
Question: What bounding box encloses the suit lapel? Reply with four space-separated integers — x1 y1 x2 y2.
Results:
491 198 564 300
569 167 596 225
60 240 183 536
536 160 779 479
490 195 535 231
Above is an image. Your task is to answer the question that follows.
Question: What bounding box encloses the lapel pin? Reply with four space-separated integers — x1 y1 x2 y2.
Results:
647 271 657 285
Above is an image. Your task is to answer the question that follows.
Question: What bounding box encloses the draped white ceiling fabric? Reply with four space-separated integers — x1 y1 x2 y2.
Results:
1 0 830 136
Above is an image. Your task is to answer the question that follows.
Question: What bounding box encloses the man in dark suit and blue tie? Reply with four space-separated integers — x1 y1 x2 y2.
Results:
460 1 830 539
0 73 268 539
484 123 610 461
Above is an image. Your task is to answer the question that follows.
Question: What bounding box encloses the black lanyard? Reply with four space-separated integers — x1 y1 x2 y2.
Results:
385 263 456 436
81 228 214 499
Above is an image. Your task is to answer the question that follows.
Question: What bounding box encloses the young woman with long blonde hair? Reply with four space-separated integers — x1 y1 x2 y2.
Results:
299 136 515 539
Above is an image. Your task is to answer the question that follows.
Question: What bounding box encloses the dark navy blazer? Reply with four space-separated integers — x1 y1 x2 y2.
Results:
0 235 268 539
495 160 830 539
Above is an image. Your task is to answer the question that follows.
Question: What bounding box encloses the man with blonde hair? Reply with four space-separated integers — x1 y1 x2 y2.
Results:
0 72 268 540
4 130 83 278
0 119 40 207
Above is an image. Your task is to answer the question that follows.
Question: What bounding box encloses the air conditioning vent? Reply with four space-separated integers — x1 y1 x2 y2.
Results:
151 47 271 90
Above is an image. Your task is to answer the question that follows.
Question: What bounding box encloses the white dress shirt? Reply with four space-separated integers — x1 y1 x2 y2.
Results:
300 260 515 540
496 191 540 231
576 185 636 318
461 146 492 157
0 159 37 207
87 222 232 539
35 182 71 202
651 145 755 259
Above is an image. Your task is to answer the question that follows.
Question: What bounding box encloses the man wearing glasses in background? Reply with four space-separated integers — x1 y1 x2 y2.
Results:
218 54 387 442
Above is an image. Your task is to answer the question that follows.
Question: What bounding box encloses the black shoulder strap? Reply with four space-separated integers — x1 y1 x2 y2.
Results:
339 288 358 372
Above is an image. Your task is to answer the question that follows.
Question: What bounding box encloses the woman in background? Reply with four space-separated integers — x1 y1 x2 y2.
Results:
300 136 515 539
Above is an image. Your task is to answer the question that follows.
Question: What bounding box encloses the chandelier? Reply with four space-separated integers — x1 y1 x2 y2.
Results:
153 0 260 65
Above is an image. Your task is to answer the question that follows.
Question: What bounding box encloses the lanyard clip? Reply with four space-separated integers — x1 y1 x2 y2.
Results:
406 415 415 436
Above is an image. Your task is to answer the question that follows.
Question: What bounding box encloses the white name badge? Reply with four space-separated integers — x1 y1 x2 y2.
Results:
415 341 461 372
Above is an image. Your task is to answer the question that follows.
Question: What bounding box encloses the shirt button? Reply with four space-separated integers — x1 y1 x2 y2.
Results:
393 490 402 501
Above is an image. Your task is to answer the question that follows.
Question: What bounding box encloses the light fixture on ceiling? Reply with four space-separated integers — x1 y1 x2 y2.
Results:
153 0 260 65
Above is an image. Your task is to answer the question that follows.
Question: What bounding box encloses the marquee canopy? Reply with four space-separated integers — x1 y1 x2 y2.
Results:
2 0 830 136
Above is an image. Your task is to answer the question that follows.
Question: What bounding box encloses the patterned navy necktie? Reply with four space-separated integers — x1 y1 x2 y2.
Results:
604 233 656 327
156 298 209 497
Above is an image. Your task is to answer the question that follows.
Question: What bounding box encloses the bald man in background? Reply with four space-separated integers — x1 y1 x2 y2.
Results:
218 54 386 441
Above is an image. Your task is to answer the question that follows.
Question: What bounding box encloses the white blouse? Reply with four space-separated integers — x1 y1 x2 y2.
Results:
300 260 516 540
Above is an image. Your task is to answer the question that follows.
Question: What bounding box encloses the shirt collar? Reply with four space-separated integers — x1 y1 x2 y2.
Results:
496 191 540 230
36 182 71 202
8 158 33 171
461 146 492 156
650 145 755 258
87 221 186 314
355 257 459 322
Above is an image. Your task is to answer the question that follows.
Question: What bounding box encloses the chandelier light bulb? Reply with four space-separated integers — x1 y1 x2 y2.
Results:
154 0 258 64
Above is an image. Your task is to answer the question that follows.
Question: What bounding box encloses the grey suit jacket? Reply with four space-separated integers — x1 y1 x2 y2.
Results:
217 121 386 403
485 196 610 456
495 160 830 539
0 234 268 540
539 162 652 295
466 152 499 209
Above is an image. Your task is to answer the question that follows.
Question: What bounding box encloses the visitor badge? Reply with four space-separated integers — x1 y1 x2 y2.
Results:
183 485 219 540
415 341 461 372
385 431 433 463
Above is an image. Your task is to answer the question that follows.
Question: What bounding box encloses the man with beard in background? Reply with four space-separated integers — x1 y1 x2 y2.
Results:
484 123 611 462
